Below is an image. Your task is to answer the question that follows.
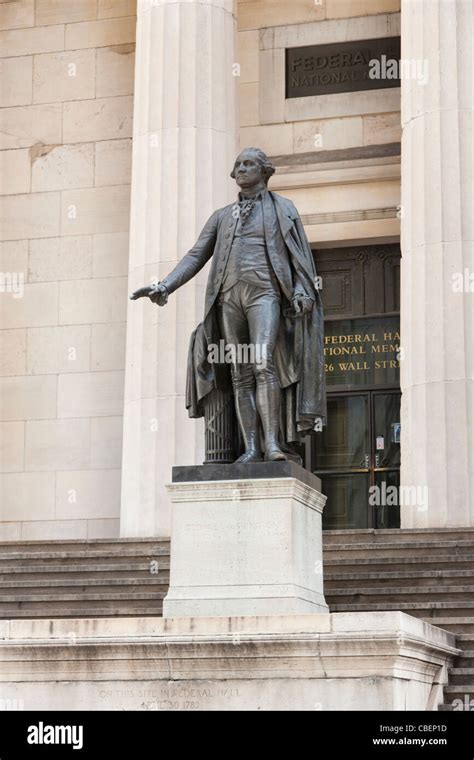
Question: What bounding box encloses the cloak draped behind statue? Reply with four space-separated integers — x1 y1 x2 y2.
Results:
183 191 326 456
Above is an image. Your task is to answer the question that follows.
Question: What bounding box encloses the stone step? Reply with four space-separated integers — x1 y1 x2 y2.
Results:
442 685 474 698
447 669 474 685
0 563 170 581
323 555 474 572
450 667 474 673
325 585 474 604
457 655 474 667
0 590 164 603
0 606 160 619
0 594 164 618
324 528 474 544
329 602 474 617
323 540 474 559
0 548 170 567
456 634 474 644
0 577 168 594
325 569 474 588
423 618 474 633
457 640 474 650
0 539 168 553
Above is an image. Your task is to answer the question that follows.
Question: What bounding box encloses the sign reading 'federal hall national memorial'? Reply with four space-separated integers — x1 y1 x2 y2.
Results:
286 37 401 98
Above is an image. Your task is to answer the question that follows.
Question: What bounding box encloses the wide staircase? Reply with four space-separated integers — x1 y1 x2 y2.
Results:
0 528 473 710
323 528 474 711
0 538 170 618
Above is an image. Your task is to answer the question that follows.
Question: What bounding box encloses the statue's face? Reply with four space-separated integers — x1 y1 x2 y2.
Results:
233 152 264 189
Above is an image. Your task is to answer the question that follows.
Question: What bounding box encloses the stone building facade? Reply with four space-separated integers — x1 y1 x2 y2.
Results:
1 0 135 540
0 0 472 541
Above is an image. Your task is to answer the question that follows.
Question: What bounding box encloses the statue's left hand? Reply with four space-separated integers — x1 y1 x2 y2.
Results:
292 292 314 316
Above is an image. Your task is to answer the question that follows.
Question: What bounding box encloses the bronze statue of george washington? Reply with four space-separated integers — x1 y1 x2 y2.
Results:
131 147 326 463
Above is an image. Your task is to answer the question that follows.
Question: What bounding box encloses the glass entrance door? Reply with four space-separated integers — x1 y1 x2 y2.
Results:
311 390 401 529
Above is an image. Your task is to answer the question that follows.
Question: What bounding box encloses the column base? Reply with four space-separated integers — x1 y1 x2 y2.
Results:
164 589 328 618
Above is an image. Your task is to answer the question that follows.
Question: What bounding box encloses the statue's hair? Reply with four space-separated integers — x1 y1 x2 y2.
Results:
230 147 276 185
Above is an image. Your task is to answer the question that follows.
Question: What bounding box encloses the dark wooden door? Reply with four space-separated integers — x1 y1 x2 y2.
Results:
316 244 400 318
309 244 401 529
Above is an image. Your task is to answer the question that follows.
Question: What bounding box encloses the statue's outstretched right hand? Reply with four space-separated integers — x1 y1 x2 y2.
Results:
130 283 169 306
130 285 152 300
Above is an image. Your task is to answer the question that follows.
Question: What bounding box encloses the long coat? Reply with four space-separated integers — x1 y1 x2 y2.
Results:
161 190 326 442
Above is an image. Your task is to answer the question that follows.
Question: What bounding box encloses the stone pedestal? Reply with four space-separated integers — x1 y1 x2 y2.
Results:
162 462 328 617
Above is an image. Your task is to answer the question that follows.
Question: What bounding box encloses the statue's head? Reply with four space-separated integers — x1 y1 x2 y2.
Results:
230 147 275 189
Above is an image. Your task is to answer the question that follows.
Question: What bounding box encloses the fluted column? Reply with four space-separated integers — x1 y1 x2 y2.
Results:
121 0 238 536
400 0 473 526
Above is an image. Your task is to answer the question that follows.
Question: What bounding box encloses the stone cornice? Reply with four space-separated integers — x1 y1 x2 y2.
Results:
167 477 327 513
